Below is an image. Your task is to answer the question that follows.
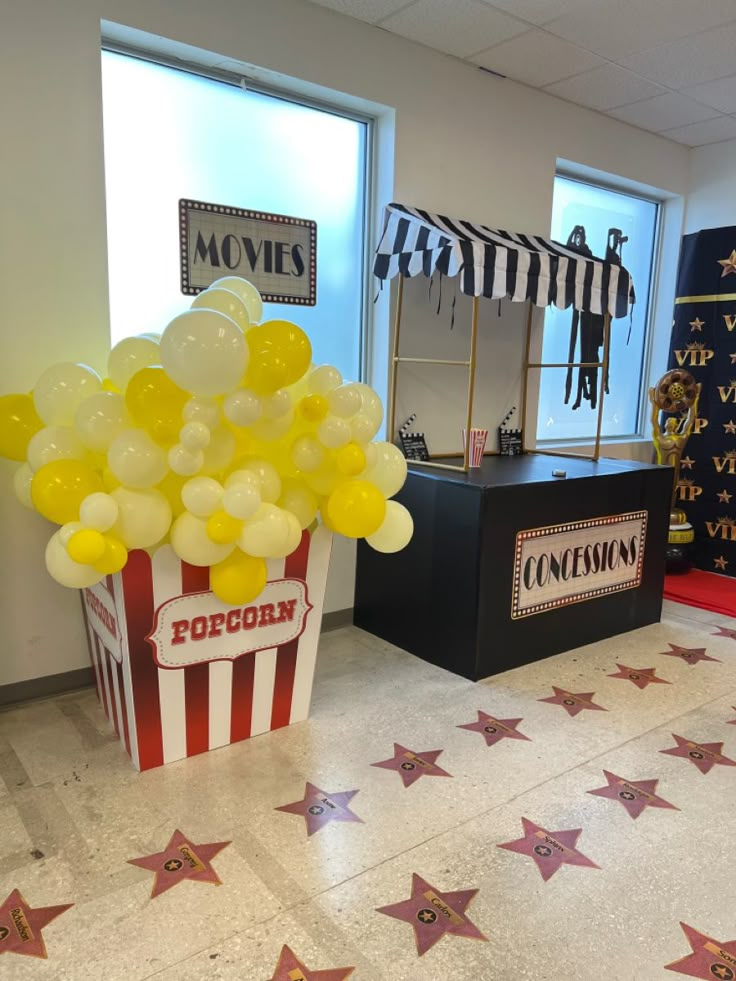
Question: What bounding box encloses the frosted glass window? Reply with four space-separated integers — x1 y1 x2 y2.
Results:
101 51 368 380
536 176 658 442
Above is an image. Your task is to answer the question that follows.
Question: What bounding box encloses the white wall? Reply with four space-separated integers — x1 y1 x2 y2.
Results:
0 0 690 687
685 139 736 233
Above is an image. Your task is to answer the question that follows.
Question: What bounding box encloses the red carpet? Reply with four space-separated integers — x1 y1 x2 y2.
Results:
664 569 736 617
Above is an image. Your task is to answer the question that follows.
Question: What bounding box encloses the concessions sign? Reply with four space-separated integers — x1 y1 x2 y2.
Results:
512 512 647 619
179 198 317 305
82 527 331 771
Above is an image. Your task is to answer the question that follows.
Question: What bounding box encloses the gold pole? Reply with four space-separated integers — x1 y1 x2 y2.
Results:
388 274 404 444
592 311 612 462
520 301 534 453
463 296 480 471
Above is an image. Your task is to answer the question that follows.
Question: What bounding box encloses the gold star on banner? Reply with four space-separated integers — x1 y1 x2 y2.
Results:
730 353 736 364
689 317 705 331
717 488 733 503
715 555 728 571
718 250 736 277
680 456 694 469
725 420 736 434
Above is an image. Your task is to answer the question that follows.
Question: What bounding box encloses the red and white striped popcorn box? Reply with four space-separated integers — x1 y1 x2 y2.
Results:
461 428 488 467
81 526 332 771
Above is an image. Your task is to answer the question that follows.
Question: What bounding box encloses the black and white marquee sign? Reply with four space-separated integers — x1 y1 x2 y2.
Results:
179 198 317 305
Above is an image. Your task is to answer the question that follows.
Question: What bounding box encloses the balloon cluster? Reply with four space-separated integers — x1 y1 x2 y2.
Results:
0 278 413 606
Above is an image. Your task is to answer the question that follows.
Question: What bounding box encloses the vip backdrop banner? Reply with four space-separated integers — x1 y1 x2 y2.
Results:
668 226 736 578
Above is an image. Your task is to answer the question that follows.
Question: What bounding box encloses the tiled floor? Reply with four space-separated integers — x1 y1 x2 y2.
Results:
1 599 735 979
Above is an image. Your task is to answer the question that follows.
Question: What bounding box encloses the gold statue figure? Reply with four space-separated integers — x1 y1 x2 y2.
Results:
649 368 701 536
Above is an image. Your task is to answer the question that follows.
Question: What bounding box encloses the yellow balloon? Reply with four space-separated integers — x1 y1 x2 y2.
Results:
210 549 267 606
0 393 43 461
326 479 386 538
244 320 312 395
157 470 187 517
298 394 329 423
206 510 243 544
125 366 188 445
94 536 128 574
336 442 367 477
31 460 104 525
67 528 107 564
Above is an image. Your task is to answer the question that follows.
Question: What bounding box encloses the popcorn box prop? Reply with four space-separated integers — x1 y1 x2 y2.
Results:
82 526 332 771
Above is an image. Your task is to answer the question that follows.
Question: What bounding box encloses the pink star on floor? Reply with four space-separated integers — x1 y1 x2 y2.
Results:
538 687 607 717
456 711 531 747
269 944 355 980
275 783 363 836
658 643 721 666
607 664 671 689
0 889 72 960
713 626 736 641
127 829 230 898
659 734 736 775
587 770 679 819
370 744 452 787
497 817 600 881
376 873 486 956
665 922 736 979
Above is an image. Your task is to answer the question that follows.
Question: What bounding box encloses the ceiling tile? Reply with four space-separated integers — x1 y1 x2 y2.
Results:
378 0 528 58
620 22 736 90
682 75 736 113
472 29 603 87
661 115 736 146
544 0 736 61
482 0 607 26
306 0 417 23
608 92 719 131
543 64 667 111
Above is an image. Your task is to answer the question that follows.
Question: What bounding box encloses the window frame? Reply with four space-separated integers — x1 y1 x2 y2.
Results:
100 41 375 382
536 170 663 446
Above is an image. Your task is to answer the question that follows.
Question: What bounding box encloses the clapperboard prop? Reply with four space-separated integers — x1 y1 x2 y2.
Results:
498 407 523 456
398 415 430 461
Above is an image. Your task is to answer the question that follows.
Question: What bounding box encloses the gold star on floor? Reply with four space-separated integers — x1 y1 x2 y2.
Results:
718 250 736 277
714 555 729 571
689 317 705 331
724 420 736 434
680 456 694 469
717 488 733 503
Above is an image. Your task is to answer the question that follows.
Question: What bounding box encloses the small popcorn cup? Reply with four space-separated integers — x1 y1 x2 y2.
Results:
462 428 488 467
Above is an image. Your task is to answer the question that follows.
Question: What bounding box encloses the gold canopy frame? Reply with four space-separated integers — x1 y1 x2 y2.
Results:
388 276 613 473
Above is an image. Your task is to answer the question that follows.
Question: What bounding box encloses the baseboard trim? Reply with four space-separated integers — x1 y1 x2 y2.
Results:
0 613 355 708
321 608 354 632
0 666 96 709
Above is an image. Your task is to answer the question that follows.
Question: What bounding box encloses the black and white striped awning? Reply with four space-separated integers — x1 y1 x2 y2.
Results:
374 203 635 318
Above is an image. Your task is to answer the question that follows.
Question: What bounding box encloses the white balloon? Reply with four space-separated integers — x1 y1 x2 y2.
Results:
27 426 85 471
279 482 318 529
168 443 204 477
350 413 381 443
33 363 102 426
181 477 223 518
182 397 221 429
108 429 169 488
110 487 172 548
200 428 236 475
290 435 323 472
160 309 247 397
261 389 292 419
363 442 408 498
328 384 363 418
59 521 84 547
179 421 211 451
224 389 261 427
222 482 261 520
239 504 293 558
45 531 102 588
209 276 263 323
241 459 281 503
171 511 234 566
225 469 261 490
13 463 34 508
353 383 383 426
283 511 303 556
317 416 351 449
74 391 129 452
366 501 414 553
107 336 160 390
307 365 342 395
80 492 119 532
191 287 250 331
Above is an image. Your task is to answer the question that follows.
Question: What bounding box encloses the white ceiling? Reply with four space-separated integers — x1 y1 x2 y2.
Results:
308 0 736 146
